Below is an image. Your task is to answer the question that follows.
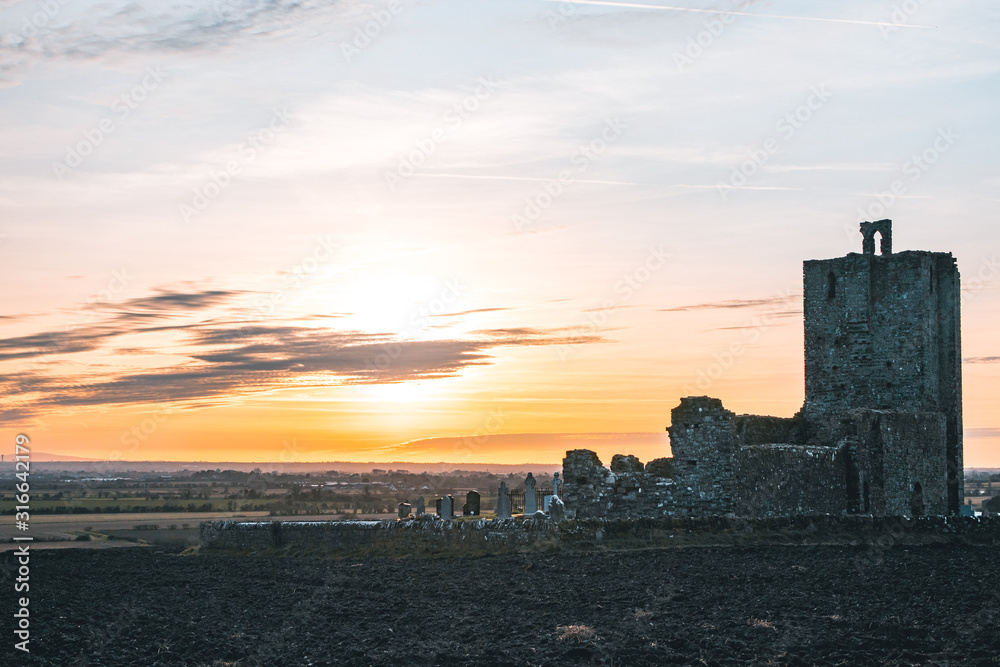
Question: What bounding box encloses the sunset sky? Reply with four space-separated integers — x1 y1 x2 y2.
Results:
1 0 998 465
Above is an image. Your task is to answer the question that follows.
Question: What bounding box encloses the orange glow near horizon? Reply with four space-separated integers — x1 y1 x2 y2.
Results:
9 299 1000 467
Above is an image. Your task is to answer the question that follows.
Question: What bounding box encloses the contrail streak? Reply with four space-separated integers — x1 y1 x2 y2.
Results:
542 0 934 29
673 184 801 191
418 173 639 185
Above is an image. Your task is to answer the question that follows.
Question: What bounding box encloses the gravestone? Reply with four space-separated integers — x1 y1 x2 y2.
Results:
441 494 454 520
463 490 481 516
397 502 411 519
524 473 538 515
436 498 442 516
496 481 511 519
416 496 425 516
552 471 561 497
549 495 565 522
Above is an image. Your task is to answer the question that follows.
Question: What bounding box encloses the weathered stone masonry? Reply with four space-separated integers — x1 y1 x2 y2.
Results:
561 449 676 520
803 224 962 513
563 220 963 519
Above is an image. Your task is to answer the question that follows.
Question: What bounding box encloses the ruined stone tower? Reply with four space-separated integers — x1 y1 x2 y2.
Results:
802 220 963 513
561 219 964 519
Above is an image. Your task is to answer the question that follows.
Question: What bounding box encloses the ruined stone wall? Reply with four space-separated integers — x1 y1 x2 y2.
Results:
844 410 948 516
734 414 805 446
201 515 1000 555
561 449 675 520
932 253 964 512
734 444 848 517
200 517 560 553
667 397 737 514
561 449 611 519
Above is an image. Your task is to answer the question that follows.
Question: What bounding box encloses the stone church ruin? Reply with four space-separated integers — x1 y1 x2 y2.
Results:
201 220 980 555
563 220 964 519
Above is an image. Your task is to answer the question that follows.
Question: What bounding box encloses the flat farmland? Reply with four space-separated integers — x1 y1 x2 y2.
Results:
0 512 400 550
3 543 998 666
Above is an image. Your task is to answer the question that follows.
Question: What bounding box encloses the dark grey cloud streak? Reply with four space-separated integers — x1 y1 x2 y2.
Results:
117 288 236 314
0 287 606 423
658 294 801 312
0 0 349 82
5 1 324 56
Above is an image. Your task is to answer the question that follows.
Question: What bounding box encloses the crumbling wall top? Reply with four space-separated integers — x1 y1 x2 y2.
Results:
860 219 892 256
669 397 734 430
564 449 604 469
610 454 644 473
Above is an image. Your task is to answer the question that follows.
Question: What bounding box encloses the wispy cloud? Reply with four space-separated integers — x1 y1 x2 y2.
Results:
966 427 1000 438
416 172 639 186
540 0 935 29
707 311 802 329
469 327 605 346
4 1 328 57
0 288 606 423
0 0 345 83
110 289 243 322
766 163 896 173
0 288 245 362
0 327 114 361
965 356 1000 364
672 184 801 192
659 294 800 312
426 307 513 318
856 193 933 200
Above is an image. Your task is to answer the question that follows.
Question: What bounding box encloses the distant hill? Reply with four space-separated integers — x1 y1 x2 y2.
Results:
0 451 101 462
0 459 561 475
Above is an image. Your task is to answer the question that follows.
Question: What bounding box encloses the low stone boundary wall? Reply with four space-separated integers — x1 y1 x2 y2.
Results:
200 514 1000 555
559 514 1000 546
200 516 560 554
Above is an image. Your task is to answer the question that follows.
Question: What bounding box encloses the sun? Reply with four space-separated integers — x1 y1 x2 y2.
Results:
309 269 445 335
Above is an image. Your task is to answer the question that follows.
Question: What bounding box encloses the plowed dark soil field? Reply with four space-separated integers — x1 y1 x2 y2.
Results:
4 543 998 666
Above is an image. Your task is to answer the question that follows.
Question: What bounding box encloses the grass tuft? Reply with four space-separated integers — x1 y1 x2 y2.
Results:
557 624 596 641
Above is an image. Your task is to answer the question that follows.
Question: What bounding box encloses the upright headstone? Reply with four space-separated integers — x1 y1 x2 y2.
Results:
524 472 538 515
397 502 411 519
496 481 511 519
549 495 565 522
416 496 426 516
436 498 442 516
464 490 481 516
441 494 454 520
552 471 561 497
